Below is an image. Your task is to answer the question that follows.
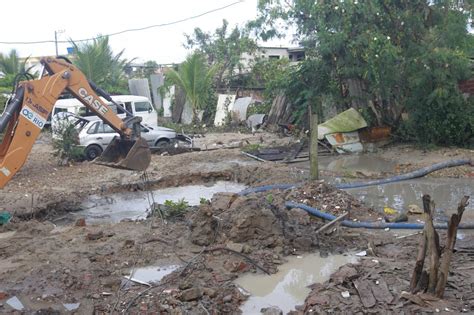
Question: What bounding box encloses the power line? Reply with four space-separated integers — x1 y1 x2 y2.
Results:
0 0 244 45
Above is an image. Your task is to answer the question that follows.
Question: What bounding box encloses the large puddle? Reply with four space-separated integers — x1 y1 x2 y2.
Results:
69 181 247 224
235 253 357 314
319 155 397 174
346 178 474 220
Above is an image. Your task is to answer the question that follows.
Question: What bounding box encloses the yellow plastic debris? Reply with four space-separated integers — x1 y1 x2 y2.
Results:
383 207 398 215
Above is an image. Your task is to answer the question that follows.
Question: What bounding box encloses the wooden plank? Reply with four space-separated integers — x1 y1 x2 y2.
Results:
283 139 306 162
241 151 268 162
315 212 348 234
371 278 393 304
354 279 376 308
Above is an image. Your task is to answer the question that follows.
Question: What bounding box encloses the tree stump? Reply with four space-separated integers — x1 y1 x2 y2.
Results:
409 194 470 298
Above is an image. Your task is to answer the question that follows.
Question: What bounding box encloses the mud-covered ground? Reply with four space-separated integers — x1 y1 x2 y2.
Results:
0 131 473 314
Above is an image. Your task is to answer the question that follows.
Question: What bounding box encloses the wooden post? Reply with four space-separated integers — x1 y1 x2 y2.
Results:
309 105 319 180
409 195 469 298
410 231 427 292
435 196 470 298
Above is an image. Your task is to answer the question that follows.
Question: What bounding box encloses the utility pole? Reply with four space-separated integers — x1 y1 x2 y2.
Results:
54 30 65 56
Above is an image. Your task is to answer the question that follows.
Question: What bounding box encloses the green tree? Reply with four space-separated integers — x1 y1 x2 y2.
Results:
132 60 159 78
71 36 131 94
0 49 22 76
253 0 474 146
185 19 257 90
164 52 217 122
0 49 29 90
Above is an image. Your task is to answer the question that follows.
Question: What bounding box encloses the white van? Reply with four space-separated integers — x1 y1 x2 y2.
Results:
51 95 158 127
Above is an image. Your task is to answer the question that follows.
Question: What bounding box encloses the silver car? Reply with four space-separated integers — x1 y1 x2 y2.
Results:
52 113 176 160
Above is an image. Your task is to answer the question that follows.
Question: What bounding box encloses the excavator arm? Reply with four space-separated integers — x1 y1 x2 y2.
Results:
0 57 151 188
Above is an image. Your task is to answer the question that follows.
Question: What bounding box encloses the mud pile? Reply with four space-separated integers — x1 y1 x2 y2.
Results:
287 181 378 220
189 181 372 252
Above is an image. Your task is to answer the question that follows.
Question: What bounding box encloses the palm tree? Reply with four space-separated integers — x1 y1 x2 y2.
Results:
0 49 22 76
165 53 217 122
71 36 131 93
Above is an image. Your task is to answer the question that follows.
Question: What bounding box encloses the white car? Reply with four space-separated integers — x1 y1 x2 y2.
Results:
52 112 176 160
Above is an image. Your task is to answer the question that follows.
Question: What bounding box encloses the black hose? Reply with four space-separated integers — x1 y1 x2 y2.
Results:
0 86 24 134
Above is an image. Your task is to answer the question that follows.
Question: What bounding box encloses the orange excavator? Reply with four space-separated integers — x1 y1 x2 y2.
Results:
0 57 151 188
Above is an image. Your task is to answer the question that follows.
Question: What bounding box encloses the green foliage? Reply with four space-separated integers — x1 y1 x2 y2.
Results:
0 49 22 76
71 36 131 94
0 50 37 92
200 197 210 205
265 193 274 204
185 19 257 89
242 143 262 152
251 57 292 98
162 199 189 218
246 101 272 116
0 93 8 113
52 123 84 164
253 0 474 146
165 53 218 122
132 60 159 78
405 49 474 145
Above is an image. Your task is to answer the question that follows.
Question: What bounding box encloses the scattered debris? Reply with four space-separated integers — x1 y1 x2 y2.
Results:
6 296 24 311
86 231 104 241
0 212 11 225
63 303 80 311
247 114 267 132
408 204 423 214
261 306 283 315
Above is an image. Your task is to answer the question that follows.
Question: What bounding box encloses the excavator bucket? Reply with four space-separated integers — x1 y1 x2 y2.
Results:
94 137 151 171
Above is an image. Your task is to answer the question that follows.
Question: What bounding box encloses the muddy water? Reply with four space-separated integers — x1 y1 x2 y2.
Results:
346 178 474 220
319 155 397 174
235 253 357 314
71 181 247 224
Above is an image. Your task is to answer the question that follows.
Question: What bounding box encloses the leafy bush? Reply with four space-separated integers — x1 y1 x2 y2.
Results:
404 49 474 146
159 199 190 219
52 122 84 164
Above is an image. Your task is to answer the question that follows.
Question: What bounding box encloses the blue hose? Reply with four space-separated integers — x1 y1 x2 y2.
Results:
239 159 472 193
238 158 473 229
336 158 472 189
286 202 474 230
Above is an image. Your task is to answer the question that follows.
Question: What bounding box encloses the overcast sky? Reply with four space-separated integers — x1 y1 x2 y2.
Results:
0 0 290 64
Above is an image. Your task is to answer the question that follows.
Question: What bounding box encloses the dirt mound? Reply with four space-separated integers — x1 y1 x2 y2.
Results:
189 181 372 252
287 181 378 220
